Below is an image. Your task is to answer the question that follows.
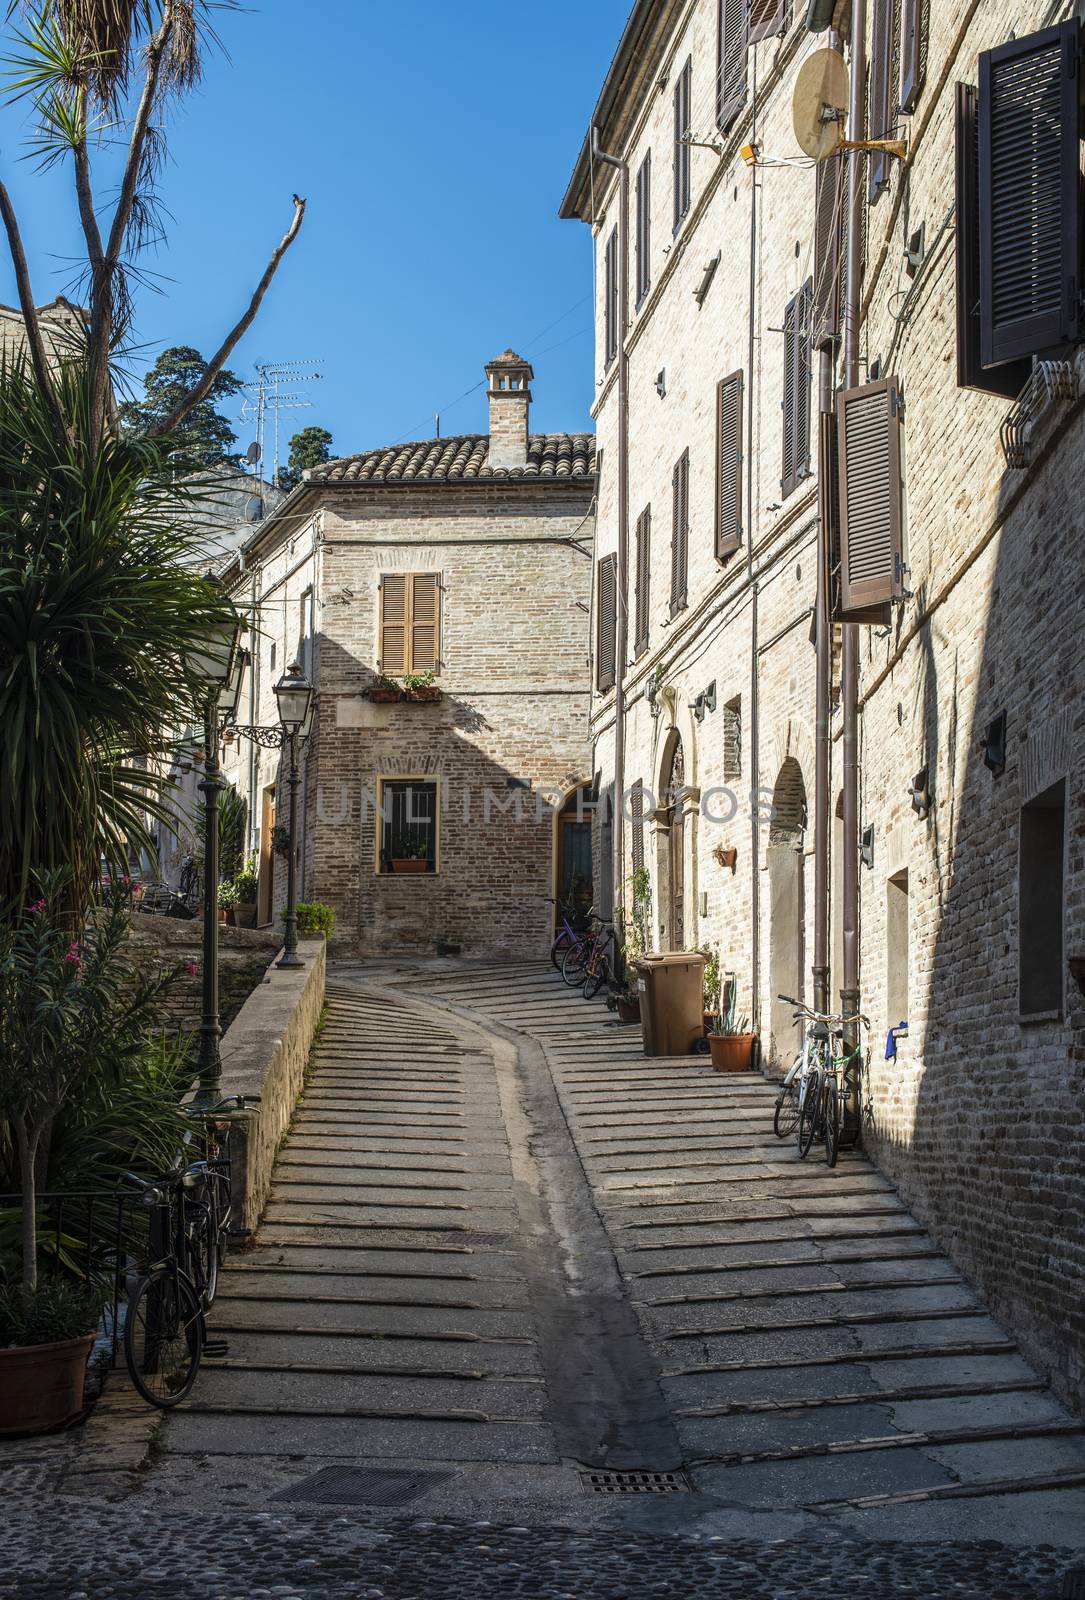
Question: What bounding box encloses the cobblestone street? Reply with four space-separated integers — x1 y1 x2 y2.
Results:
4 960 1084 1597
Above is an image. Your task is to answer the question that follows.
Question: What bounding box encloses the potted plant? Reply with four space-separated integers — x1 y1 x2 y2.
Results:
366 674 404 704
0 1278 101 1437
614 867 651 1023
402 671 441 703
702 943 722 1033
232 857 259 928
271 821 292 858
706 962 757 1072
389 839 430 874
281 900 335 937
218 877 239 925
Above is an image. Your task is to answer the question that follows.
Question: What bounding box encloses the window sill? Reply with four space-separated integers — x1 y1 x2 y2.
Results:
1019 1008 1063 1026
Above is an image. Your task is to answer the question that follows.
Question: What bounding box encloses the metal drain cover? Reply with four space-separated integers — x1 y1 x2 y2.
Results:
579 1469 690 1495
271 1466 455 1506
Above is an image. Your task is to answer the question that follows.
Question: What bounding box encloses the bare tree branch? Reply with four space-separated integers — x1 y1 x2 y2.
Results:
151 194 307 437
0 179 67 446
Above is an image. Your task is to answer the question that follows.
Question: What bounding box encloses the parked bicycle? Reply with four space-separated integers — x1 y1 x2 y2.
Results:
563 919 616 999
546 896 598 973
774 996 868 1167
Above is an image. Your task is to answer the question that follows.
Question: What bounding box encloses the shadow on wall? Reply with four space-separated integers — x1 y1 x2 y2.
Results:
869 417 1085 1417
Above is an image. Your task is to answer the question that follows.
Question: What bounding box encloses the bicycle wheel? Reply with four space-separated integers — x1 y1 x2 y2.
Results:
823 1078 839 1168
550 930 574 972
561 941 589 985
124 1268 203 1408
797 1068 820 1159
773 1077 800 1140
194 1203 220 1307
582 954 609 999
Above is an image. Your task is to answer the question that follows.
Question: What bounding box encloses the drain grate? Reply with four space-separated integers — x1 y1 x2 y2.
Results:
271 1466 455 1506
579 1469 690 1495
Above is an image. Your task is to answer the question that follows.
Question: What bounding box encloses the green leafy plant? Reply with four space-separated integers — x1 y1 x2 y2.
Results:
702 945 722 1016
0 1276 101 1348
401 672 436 691
280 901 335 937
233 857 259 902
271 822 292 857
218 879 240 909
705 963 749 1036
390 837 429 861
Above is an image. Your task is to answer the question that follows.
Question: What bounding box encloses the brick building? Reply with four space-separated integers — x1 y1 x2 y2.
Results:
563 0 1085 1412
219 352 596 957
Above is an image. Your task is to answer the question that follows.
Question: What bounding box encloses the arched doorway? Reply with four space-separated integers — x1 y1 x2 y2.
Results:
554 782 594 923
658 731 686 950
768 756 807 1065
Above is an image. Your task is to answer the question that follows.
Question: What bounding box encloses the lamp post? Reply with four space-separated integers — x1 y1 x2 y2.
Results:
225 662 314 971
189 619 245 1105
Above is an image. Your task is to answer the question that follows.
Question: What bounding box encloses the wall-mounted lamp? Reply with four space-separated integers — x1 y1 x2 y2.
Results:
909 765 931 820
983 710 1007 777
692 681 717 722
655 369 667 398
860 825 875 870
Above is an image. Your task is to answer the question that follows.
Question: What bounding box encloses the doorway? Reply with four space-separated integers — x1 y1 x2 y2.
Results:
258 784 276 927
658 731 685 951
767 757 807 1065
555 784 594 923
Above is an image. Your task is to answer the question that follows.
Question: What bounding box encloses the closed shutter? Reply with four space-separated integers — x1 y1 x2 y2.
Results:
717 0 747 132
715 370 743 561
822 412 890 626
837 377 905 613
379 574 407 674
630 779 645 874
979 21 1082 368
781 281 812 498
634 506 651 658
604 229 619 366
673 59 692 230
748 0 786 46
411 574 440 673
868 0 896 202
596 554 617 692
636 153 651 306
813 154 843 349
670 450 689 615
898 0 925 113
954 82 1031 398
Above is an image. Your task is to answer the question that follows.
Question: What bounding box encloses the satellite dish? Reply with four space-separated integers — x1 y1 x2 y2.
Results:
245 440 262 464
244 494 264 523
792 48 849 160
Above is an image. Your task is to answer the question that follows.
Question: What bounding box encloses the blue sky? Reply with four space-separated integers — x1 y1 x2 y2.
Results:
0 0 628 465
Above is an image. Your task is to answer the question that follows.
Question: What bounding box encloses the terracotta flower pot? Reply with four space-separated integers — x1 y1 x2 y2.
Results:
367 687 403 703
616 995 641 1024
0 1332 95 1437
404 686 441 703
708 1033 756 1072
235 901 257 929
391 858 429 874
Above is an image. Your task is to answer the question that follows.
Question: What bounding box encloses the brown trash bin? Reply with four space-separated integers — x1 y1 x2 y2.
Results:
636 951 707 1056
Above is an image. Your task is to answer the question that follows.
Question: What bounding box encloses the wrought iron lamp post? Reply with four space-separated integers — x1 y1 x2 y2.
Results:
226 662 314 971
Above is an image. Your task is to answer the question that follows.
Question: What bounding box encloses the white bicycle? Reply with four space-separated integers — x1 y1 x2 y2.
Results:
773 996 868 1166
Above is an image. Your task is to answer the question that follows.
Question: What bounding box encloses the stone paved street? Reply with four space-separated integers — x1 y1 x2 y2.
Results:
3 960 1084 1597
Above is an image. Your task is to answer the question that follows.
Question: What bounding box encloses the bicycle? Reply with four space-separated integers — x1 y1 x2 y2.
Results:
547 897 598 973
120 1163 208 1407
559 910 606 986
573 922 616 999
776 996 868 1166
181 1093 261 1307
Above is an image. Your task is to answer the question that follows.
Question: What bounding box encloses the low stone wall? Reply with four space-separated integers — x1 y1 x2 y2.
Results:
214 937 326 1232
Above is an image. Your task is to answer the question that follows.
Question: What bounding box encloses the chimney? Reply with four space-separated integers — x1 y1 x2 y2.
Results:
485 350 534 470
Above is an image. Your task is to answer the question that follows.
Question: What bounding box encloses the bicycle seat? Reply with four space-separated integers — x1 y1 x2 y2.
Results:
810 1021 830 1040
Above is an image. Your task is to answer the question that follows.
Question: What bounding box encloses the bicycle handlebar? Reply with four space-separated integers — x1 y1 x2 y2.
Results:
183 1093 261 1117
779 994 870 1028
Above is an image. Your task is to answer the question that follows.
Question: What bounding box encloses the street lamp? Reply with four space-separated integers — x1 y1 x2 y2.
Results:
189 615 244 1104
273 663 314 970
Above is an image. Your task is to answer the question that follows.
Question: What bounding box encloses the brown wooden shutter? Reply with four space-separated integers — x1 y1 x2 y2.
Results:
379 574 407 674
837 377 905 613
898 0 925 113
868 0 895 203
673 59 692 230
954 82 1031 398
596 554 617 692
813 154 843 349
635 153 651 307
410 574 440 674
717 0 747 132
748 0 786 46
631 779 645 873
781 282 812 498
822 412 890 626
979 21 1082 368
633 506 651 658
604 229 619 366
670 451 689 614
715 371 743 561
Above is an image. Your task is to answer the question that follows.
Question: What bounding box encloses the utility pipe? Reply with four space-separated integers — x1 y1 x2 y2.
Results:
592 125 629 937
746 56 762 1044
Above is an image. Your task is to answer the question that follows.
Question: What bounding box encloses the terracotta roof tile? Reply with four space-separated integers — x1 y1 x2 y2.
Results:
311 432 596 487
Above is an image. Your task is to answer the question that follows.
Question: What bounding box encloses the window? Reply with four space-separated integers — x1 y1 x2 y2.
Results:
635 153 651 307
673 57 691 232
596 552 617 692
604 228 619 367
717 0 747 130
837 377 905 611
781 281 812 498
633 506 651 659
868 0 898 202
886 869 909 1023
1019 780 1065 1017
748 0 786 45
379 573 441 676
898 0 926 112
715 370 743 560
722 695 741 782
630 778 645 874
379 778 438 875
670 449 689 616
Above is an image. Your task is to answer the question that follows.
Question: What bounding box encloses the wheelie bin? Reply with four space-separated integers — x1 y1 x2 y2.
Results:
636 951 707 1056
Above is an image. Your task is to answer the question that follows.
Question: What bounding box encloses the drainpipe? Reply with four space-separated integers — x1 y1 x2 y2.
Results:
840 0 866 1106
746 57 762 1045
592 125 629 940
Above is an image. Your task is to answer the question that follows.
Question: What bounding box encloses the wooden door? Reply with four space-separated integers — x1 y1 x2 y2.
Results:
258 785 275 927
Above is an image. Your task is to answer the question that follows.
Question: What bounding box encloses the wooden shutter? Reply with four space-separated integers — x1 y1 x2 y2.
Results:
781 282 812 498
837 378 905 613
379 574 407 674
898 0 925 113
715 371 743 561
979 22 1082 368
604 229 619 366
868 0 895 203
673 59 691 230
631 779 645 873
633 506 651 658
748 0 786 46
596 554 617 692
410 574 440 674
822 412 890 626
636 153 651 307
717 0 747 132
954 83 1031 398
813 154 843 349
670 451 689 615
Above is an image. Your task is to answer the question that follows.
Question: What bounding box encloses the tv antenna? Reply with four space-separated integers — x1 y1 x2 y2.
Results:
240 358 324 488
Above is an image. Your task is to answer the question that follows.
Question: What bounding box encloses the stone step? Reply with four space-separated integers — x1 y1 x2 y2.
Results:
262 1203 516 1232
191 1367 545 1420
637 1256 958 1302
659 1312 1010 1370
240 1242 521 1277
162 1411 557 1463
218 1268 530 1308
217 1328 542 1374
209 1296 535 1338
662 1349 1035 1408
646 1282 980 1339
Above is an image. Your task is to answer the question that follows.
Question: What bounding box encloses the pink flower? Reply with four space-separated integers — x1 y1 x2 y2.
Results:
27 898 45 914
64 942 81 968
185 960 198 977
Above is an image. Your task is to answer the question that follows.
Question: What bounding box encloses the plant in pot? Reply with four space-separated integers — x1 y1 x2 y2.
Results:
706 963 757 1073
218 877 239 925
701 943 722 1033
271 821 292 858
280 900 335 938
613 868 651 1023
401 671 441 703
232 857 259 928
366 673 404 704
389 837 430 875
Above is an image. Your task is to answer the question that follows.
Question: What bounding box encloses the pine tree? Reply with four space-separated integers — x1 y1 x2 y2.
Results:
119 347 243 467
277 425 334 490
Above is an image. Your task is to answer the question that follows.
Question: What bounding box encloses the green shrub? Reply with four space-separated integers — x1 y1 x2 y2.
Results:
0 1277 101 1347
281 901 335 937
233 856 258 901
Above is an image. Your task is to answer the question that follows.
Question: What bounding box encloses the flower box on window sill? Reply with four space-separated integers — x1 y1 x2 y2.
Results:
390 858 430 875
403 684 442 703
366 685 404 704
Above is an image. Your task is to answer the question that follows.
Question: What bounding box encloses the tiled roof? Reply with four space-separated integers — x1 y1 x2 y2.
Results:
310 432 595 487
